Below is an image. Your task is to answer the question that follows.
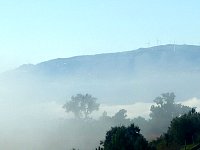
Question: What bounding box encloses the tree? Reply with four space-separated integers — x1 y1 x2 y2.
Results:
111 109 130 126
63 93 99 119
151 109 200 150
99 111 112 123
167 108 200 145
149 92 191 136
99 123 155 150
132 116 149 136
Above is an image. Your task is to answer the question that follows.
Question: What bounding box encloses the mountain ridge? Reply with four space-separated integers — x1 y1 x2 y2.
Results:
1 44 200 103
14 44 200 77
18 44 199 69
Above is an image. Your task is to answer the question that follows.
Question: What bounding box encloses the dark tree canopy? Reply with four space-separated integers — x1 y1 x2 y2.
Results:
63 93 99 119
100 124 155 150
151 109 200 150
104 124 148 150
167 108 200 145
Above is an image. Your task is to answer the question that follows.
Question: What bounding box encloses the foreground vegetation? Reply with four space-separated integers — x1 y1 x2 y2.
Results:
94 109 200 150
63 92 200 150
151 109 200 150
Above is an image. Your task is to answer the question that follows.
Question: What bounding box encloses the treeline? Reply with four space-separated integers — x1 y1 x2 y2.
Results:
96 109 200 150
63 93 198 150
151 108 200 150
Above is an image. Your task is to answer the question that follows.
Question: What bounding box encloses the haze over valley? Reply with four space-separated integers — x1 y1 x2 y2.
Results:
1 44 200 149
1 44 200 103
1 0 200 149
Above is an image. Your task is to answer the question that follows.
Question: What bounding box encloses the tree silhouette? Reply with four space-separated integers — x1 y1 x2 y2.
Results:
111 109 130 126
149 92 191 136
63 93 99 119
100 123 154 150
167 108 200 145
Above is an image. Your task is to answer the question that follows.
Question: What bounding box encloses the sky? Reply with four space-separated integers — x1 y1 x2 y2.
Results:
0 0 200 72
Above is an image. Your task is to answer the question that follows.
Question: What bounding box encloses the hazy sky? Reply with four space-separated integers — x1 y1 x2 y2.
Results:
0 0 200 72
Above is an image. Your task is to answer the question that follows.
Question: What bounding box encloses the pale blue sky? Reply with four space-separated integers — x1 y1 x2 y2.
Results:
0 0 200 72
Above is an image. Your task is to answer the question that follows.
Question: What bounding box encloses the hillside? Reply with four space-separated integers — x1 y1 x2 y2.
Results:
1 44 200 103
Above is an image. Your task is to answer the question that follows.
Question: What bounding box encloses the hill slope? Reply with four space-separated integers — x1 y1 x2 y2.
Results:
1 44 200 103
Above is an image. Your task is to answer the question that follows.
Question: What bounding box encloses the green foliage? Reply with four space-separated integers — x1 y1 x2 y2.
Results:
100 124 155 150
63 93 100 119
62 92 199 149
180 143 197 150
151 109 200 150
168 109 200 145
150 134 180 150
98 92 193 142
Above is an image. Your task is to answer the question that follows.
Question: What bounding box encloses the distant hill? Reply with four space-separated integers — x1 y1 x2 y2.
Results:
16 44 200 76
1 44 200 103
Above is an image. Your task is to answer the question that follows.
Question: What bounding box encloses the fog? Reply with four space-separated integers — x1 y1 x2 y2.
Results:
0 45 200 149
0 0 199 148
2 45 200 104
0 83 199 150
